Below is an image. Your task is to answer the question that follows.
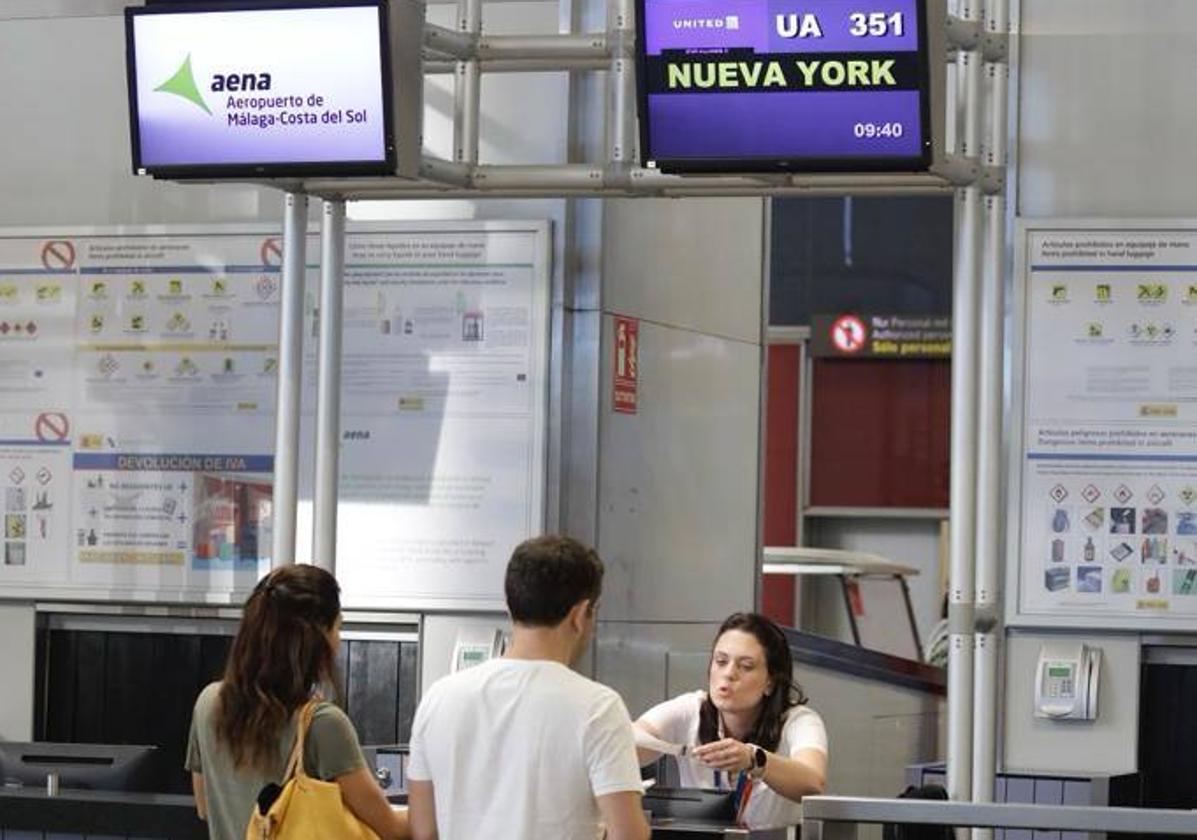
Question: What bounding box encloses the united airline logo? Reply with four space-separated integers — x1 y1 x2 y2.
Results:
672 14 740 29
155 54 212 114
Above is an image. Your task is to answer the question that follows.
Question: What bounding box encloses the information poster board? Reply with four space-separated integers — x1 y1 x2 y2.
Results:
0 222 549 609
0 238 77 585
1013 222 1197 628
297 225 550 610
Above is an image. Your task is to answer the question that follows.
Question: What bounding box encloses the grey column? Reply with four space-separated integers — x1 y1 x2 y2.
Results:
312 200 346 572
271 192 308 569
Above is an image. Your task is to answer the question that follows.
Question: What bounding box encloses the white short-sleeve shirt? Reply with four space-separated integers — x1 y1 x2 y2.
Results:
408 658 644 840
638 690 828 830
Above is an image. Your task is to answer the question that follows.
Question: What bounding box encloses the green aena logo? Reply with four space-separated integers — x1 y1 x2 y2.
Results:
155 54 272 114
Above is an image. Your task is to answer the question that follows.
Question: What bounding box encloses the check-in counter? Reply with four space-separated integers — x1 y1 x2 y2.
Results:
0 787 208 839
649 819 788 838
0 787 785 839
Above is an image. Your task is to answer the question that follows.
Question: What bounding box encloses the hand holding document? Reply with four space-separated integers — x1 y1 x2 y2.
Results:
634 728 690 757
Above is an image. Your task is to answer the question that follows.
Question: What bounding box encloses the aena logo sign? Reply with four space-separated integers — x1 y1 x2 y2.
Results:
155 54 273 114
155 54 212 114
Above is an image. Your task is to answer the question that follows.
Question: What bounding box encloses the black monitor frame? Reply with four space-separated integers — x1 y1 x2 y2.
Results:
0 742 161 793
125 0 397 180
642 786 737 821
634 0 935 174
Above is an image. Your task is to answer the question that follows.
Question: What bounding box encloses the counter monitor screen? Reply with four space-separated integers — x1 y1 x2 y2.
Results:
636 0 933 173
125 0 396 179
0 743 160 793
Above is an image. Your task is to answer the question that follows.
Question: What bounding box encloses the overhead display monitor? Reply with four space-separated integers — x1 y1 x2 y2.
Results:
636 0 935 173
125 0 396 179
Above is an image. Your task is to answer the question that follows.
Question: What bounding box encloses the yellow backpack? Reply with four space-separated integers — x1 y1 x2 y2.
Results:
245 701 380 840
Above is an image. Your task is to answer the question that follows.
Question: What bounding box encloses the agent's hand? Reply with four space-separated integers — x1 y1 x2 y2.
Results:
691 738 753 772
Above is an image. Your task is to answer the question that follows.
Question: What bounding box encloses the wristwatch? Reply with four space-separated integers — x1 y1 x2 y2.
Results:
747 744 768 780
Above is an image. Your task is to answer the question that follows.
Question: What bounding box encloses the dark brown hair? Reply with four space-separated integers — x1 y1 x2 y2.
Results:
698 612 807 753
215 565 342 771
505 535 604 626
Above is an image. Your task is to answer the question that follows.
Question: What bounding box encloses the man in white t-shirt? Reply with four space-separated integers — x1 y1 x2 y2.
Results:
407 535 650 840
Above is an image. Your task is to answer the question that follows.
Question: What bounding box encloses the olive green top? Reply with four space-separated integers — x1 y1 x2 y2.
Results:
185 682 366 840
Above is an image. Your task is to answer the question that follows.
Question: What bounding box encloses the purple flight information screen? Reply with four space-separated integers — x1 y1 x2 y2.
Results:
637 0 931 172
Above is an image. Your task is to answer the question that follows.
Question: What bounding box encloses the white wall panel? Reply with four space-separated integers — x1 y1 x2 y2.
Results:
419 612 508 695
596 316 760 622
1018 0 1197 217
0 16 285 226
2 1 145 19
602 198 765 343
0 5 569 229
594 621 721 718
560 309 601 541
1003 631 1138 774
0 603 36 740
597 195 765 625
1009 1 1195 777
800 664 941 798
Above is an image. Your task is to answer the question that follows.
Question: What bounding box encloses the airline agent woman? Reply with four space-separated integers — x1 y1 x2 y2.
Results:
633 612 828 830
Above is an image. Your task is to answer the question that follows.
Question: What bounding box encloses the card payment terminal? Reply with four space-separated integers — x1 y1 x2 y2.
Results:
1034 642 1101 720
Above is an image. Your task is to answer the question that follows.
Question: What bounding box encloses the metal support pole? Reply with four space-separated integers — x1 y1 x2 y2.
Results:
270 193 308 569
971 631 999 836
606 0 636 169
948 25 983 807
899 576 925 661
478 33 609 60
316 167 951 197
454 0 482 164
474 164 604 189
797 339 811 542
312 200 346 572
971 191 1005 835
944 59 958 157
838 577 863 647
423 23 475 59
972 0 1009 824
419 155 474 188
427 57 610 74
949 181 981 809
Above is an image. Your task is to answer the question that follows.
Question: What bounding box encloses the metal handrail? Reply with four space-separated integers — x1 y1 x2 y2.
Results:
802 796 1197 837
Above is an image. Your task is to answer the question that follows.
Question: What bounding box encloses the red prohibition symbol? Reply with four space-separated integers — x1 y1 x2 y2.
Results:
260 237 284 267
41 240 77 271
35 411 70 443
830 314 867 354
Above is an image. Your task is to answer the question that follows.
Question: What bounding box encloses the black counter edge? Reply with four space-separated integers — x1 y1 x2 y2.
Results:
0 789 209 840
784 627 946 697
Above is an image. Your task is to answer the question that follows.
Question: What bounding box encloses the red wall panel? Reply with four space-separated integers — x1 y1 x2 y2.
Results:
762 344 800 625
809 358 951 509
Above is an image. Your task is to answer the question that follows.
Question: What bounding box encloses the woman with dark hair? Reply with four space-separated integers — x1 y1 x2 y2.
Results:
186 565 408 840
633 612 828 830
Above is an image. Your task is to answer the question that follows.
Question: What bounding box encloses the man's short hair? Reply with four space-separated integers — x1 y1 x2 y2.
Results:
505 535 604 626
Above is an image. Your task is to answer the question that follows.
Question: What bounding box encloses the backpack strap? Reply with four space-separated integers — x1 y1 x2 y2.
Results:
281 699 320 783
